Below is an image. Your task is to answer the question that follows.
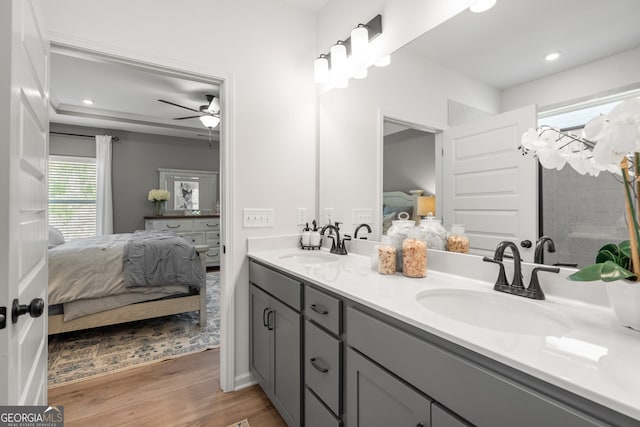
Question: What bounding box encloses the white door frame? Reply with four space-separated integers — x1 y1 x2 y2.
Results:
377 109 444 239
47 39 236 391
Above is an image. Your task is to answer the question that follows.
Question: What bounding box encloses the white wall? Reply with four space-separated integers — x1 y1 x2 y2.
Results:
383 129 435 194
319 46 500 238
41 0 317 388
502 47 640 111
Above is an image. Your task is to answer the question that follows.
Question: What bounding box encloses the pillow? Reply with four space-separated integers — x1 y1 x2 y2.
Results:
383 205 413 219
48 225 65 248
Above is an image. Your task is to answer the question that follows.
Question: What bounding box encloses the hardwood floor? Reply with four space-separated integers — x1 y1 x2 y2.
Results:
48 348 286 427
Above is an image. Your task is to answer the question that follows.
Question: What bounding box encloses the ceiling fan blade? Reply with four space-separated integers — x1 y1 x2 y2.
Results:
158 99 200 113
173 115 202 120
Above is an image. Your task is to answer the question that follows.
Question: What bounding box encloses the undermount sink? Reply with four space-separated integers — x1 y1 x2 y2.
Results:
278 252 339 265
416 288 572 336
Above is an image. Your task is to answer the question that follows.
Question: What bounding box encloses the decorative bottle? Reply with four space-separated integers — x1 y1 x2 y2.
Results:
402 227 427 278
378 236 396 275
447 224 470 254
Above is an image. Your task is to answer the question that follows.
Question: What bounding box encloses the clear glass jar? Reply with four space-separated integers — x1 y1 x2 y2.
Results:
419 214 447 251
377 236 396 275
402 227 427 278
447 224 470 253
386 212 415 272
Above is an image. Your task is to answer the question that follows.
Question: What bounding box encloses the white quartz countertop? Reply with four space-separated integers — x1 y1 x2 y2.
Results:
247 247 640 422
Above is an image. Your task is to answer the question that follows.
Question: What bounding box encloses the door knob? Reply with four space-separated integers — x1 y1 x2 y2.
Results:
11 298 45 324
520 240 532 248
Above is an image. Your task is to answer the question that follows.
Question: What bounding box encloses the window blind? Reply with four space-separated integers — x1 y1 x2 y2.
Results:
48 156 97 240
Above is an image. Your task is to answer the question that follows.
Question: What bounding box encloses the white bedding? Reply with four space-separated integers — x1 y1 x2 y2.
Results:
48 234 189 321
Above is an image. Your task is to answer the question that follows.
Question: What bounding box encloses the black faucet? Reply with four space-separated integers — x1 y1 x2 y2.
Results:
483 240 559 300
321 222 350 255
354 223 372 239
534 236 556 264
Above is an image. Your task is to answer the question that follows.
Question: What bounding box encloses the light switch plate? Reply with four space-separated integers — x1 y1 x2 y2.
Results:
324 208 334 225
352 208 373 224
297 208 308 225
243 208 274 228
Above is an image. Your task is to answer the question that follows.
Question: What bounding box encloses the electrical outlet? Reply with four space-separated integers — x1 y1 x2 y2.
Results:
297 208 308 225
352 208 373 224
243 208 274 228
324 208 334 225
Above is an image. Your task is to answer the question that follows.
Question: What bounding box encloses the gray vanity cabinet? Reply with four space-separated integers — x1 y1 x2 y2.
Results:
346 347 431 427
249 262 303 426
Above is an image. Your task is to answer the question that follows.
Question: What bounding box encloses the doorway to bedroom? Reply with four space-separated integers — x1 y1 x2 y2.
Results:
46 45 227 390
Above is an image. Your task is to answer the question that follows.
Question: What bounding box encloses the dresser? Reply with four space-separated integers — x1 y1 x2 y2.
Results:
144 215 220 267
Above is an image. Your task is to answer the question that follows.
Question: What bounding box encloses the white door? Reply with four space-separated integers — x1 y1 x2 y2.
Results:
0 0 50 405
442 105 537 261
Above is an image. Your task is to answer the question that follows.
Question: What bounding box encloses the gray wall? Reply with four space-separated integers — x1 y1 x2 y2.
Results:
49 123 219 233
383 129 436 194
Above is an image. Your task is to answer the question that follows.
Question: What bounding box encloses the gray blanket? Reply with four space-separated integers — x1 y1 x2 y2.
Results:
123 230 205 288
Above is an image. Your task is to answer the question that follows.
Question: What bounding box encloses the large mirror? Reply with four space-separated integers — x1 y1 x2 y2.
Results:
318 0 640 266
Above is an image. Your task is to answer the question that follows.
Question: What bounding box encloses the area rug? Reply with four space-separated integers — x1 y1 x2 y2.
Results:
47 271 220 388
226 420 250 427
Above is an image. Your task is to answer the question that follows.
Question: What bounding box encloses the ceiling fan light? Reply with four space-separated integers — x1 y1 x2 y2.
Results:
208 96 220 113
200 115 220 128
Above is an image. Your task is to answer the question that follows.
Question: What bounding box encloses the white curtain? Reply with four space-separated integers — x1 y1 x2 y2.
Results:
96 135 113 235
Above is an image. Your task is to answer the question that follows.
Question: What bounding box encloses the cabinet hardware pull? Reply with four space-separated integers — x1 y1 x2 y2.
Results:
267 310 274 330
206 224 218 228
309 357 329 373
416 424 424 427
262 307 269 327
310 304 329 315
166 224 180 229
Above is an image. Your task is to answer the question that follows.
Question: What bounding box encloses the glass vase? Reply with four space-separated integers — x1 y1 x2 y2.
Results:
154 200 165 216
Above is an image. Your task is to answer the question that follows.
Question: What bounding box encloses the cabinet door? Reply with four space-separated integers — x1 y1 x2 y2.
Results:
346 348 431 427
271 298 302 427
249 285 272 394
431 403 472 427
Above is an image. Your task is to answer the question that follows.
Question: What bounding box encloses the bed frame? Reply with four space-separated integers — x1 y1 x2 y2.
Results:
48 245 209 335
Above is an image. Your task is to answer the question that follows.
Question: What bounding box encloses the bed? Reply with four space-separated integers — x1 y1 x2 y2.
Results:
382 191 419 234
47 228 208 335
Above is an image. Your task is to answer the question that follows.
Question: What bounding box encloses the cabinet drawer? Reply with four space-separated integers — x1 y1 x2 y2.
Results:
305 285 341 335
205 231 221 242
249 261 301 311
147 219 193 232
346 307 602 427
179 232 204 245
305 320 341 416
194 218 220 231
305 388 342 427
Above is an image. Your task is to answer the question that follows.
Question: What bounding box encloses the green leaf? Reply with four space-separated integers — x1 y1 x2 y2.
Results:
596 249 618 264
600 261 636 282
599 243 620 257
569 261 637 282
618 240 632 258
568 264 606 281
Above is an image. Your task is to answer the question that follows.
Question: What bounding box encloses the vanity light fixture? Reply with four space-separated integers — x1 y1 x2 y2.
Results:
374 54 391 67
313 14 383 87
82 99 94 105
545 51 561 61
469 0 497 13
314 54 329 84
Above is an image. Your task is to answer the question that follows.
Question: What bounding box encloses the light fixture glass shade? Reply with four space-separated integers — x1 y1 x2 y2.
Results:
545 51 561 61
353 68 368 79
200 115 220 128
469 0 496 13
330 42 347 72
351 25 369 57
374 54 391 67
208 96 220 113
314 55 329 84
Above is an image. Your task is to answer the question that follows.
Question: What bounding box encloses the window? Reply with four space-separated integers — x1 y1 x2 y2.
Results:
48 155 97 240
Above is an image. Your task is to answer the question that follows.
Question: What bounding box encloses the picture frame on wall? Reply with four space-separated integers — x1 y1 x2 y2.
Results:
158 168 218 214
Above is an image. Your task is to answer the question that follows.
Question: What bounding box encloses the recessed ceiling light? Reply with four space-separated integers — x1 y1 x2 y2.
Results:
545 52 561 61
469 0 497 13
82 99 94 105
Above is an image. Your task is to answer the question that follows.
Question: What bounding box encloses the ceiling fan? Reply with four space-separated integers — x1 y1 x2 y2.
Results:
158 94 220 128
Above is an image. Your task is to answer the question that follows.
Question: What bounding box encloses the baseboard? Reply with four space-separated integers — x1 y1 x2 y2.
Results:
233 371 256 391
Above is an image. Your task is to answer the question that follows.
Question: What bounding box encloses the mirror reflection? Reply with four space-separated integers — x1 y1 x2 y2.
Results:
318 0 640 266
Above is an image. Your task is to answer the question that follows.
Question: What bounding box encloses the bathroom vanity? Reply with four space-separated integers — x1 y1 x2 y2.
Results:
248 245 640 427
